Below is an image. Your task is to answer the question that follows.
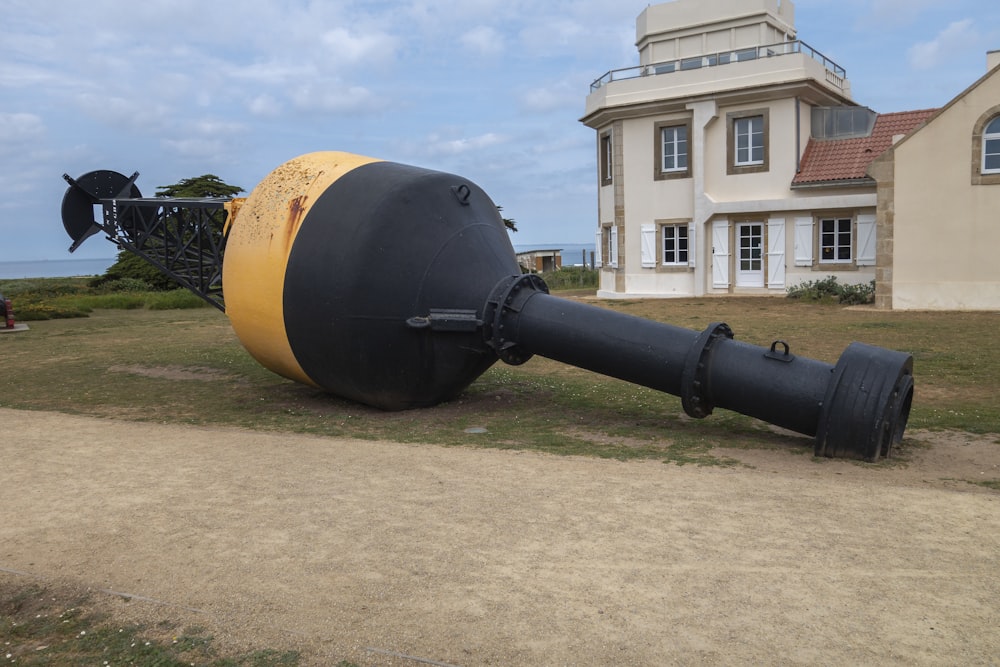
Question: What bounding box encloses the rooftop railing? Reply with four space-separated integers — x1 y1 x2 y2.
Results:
589 40 846 93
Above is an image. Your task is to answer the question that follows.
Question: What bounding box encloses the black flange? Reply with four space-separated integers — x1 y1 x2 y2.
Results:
815 342 914 461
680 322 734 419
483 274 549 365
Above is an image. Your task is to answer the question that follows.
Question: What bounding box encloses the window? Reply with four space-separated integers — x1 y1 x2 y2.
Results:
820 218 852 263
972 106 1000 185
663 224 689 265
600 131 613 186
727 109 769 174
734 116 764 166
983 116 1000 174
661 125 688 172
601 225 618 268
642 221 694 270
654 120 692 180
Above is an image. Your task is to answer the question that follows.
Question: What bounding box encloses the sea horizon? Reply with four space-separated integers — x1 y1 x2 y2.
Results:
0 257 117 280
1 243 595 280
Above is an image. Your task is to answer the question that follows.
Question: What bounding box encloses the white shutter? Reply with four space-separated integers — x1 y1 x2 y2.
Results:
640 224 656 268
594 230 603 268
687 223 696 268
609 225 619 268
767 217 785 289
712 220 730 288
856 213 876 266
793 216 813 266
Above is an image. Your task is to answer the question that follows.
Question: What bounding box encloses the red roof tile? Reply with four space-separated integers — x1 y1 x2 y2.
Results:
792 109 938 186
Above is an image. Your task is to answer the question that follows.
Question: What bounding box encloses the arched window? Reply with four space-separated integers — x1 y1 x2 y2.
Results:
983 116 1000 174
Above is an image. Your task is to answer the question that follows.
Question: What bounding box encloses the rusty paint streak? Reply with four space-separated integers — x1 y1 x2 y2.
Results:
285 195 308 248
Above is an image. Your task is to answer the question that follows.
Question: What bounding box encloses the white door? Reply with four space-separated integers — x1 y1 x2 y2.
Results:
736 222 764 287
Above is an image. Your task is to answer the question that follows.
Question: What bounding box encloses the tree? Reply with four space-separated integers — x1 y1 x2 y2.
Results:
497 206 517 233
93 174 244 289
155 174 243 199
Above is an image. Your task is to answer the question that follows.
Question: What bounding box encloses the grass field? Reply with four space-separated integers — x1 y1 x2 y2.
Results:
2 281 998 462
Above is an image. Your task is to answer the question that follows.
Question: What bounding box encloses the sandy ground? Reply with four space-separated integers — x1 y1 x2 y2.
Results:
1 407 998 666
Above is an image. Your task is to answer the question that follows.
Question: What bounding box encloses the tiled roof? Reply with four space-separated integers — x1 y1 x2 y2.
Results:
791 109 938 186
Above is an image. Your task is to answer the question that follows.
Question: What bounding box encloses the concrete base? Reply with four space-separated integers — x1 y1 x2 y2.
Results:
0 323 29 334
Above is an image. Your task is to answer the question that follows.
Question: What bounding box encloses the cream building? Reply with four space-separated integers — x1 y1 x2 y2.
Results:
868 51 1000 310
581 0 1000 310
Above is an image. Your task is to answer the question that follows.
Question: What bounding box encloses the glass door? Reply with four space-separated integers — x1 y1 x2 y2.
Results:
736 222 764 287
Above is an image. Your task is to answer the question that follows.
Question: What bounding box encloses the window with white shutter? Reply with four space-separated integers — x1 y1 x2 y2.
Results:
856 214 876 266
640 224 657 268
793 217 813 266
767 218 785 288
687 223 696 268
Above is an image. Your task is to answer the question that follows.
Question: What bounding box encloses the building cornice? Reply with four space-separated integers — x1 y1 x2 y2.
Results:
581 78 851 128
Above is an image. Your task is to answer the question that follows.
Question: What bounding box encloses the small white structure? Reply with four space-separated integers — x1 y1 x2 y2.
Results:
516 249 563 273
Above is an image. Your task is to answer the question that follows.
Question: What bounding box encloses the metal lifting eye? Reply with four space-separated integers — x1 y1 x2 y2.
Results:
451 184 471 205
764 340 794 362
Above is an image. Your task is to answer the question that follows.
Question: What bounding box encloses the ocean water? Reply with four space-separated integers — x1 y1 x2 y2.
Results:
0 258 117 279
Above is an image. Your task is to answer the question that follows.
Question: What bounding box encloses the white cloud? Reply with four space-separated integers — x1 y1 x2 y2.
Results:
320 27 397 65
161 137 229 161
423 132 506 157
192 119 246 137
461 26 504 57
519 83 577 113
226 60 304 87
291 84 382 114
907 19 979 70
74 93 173 134
248 94 283 117
868 0 937 25
0 112 45 144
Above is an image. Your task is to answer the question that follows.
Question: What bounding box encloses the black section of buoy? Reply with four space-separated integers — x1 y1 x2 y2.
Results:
282 161 519 409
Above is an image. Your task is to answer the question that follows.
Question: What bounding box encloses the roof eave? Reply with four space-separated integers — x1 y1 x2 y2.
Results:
789 177 876 190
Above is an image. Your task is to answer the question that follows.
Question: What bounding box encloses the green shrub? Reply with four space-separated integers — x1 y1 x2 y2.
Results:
96 277 155 293
11 301 90 320
0 276 209 320
540 266 598 290
0 277 92 299
786 276 875 305
90 251 178 291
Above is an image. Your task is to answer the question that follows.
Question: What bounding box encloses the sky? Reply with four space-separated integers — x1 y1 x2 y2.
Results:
1 0 998 261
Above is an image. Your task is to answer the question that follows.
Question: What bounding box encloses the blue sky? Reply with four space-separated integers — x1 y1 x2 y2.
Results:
2 0 998 261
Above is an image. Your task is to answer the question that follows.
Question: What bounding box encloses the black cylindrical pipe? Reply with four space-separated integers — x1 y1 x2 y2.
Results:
487 275 913 461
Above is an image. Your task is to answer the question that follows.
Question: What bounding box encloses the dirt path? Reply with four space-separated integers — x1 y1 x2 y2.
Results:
1 408 998 665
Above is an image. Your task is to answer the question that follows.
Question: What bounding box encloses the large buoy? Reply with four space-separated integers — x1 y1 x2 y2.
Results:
61 152 913 461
